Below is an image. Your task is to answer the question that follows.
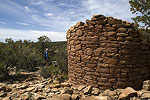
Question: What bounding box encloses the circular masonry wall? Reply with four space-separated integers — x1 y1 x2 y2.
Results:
67 14 150 90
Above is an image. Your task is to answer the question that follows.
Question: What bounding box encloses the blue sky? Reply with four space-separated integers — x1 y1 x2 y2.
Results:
0 0 135 42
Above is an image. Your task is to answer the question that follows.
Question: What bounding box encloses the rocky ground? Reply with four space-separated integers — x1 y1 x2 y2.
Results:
0 70 150 100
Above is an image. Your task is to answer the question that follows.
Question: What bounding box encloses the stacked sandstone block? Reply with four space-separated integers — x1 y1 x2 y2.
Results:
66 14 150 90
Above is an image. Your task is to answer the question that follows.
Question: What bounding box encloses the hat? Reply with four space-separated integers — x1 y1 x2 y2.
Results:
46 48 48 51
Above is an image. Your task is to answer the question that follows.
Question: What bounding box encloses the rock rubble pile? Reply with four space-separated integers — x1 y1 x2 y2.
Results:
1 78 150 100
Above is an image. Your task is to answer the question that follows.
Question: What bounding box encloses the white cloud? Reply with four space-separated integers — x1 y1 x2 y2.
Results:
0 0 137 42
81 0 134 21
0 22 6 24
31 1 44 5
16 22 29 26
25 6 30 11
59 2 65 6
30 0 54 6
31 14 76 31
44 13 53 17
0 28 66 42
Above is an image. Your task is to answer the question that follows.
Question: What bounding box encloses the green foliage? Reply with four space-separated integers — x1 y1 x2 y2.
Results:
62 74 68 80
56 48 68 73
40 64 60 78
129 0 150 29
0 35 68 80
0 63 10 80
0 38 44 72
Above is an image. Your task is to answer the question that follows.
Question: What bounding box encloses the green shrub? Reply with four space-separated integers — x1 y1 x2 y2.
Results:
62 74 68 80
55 48 68 74
0 63 10 81
40 64 60 78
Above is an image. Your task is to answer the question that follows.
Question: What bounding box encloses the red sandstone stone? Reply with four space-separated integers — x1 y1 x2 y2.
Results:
117 33 128 37
103 57 118 64
117 28 127 33
75 45 81 50
98 82 112 87
84 48 93 55
76 29 83 36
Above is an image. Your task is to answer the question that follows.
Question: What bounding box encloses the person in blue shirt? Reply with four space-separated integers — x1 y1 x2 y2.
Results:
44 48 48 67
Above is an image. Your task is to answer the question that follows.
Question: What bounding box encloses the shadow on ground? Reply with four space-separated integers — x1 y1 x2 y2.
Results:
0 71 39 84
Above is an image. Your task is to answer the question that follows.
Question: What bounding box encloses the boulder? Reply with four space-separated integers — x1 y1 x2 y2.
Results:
119 87 137 99
141 92 150 99
142 80 150 91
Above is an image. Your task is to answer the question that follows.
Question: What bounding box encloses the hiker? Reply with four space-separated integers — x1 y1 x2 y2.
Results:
44 48 48 67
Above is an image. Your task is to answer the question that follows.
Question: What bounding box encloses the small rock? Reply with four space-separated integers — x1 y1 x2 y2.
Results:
143 80 150 91
60 82 70 87
26 87 35 92
72 85 78 90
55 91 61 94
12 98 22 100
137 91 144 97
77 85 86 91
143 85 150 91
10 93 19 99
50 84 61 88
17 83 29 89
83 85 92 95
53 94 71 100
37 83 45 88
53 80 60 84
48 92 55 97
20 95 30 100
11 84 18 88
51 88 59 93
108 90 117 96
71 94 80 100
141 92 150 99
60 87 69 94
33 93 47 100
2 97 10 100
101 89 111 96
1 86 12 92
98 96 108 100
81 96 108 100
92 88 100 95
48 98 63 100
0 91 7 97
45 88 51 93
33 87 38 92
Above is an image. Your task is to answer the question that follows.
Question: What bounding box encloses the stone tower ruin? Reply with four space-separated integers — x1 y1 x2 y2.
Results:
67 14 150 90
